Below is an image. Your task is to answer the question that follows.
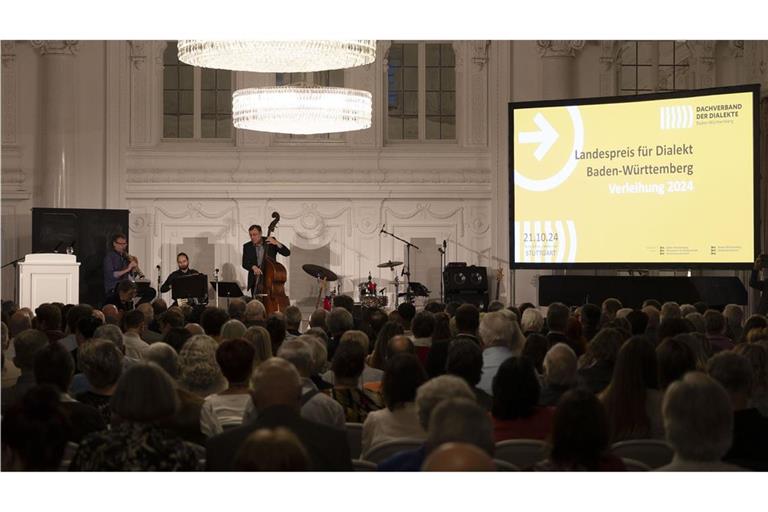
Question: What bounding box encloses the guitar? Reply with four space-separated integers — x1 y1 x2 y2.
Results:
495 266 504 301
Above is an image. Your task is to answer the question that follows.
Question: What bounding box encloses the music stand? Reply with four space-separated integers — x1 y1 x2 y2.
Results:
172 273 208 302
212 281 243 298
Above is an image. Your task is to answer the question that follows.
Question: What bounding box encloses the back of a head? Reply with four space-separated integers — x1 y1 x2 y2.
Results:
723 304 744 326
332 294 354 313
301 333 328 375
66 304 93 334
266 314 287 353
642 306 661 329
160 310 185 331
492 356 540 420
543 343 577 386
388 335 415 356
144 342 179 379
422 442 495 471
8 310 32 338
200 307 230 337
123 309 145 331
411 311 435 338
12 329 49 370
221 319 247 341
397 303 416 326
626 310 649 336
642 299 662 310
1 384 70 470
479 311 519 352
111 363 179 423
77 316 103 339
549 388 610 469
340 329 370 353
284 306 302 330
244 326 273 364
601 298 623 319
35 304 62 331
520 308 544 334
277 338 314 378
33 341 74 393
521 333 549 374
454 304 480 334
679 304 697 318
663 372 733 462
424 302 446 314
656 336 697 390
707 351 753 398
245 300 266 323
585 328 624 364
327 307 353 336
234 427 309 471
331 337 366 380
79 339 123 390
137 303 154 323
684 312 706 334
609 335 658 393
427 397 494 457
163 327 192 353
703 309 726 336
660 301 682 321
216 338 256 385
308 308 328 331
151 298 168 317
93 324 125 352
382 353 427 411
657 317 691 343
546 302 570 333
249 358 302 411
446 339 483 387
228 299 247 320
415 375 475 430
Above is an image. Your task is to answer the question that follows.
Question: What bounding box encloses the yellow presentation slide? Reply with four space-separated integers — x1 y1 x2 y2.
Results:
511 87 757 266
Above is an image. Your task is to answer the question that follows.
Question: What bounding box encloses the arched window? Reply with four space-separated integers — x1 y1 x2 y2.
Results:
162 41 233 139
387 42 455 141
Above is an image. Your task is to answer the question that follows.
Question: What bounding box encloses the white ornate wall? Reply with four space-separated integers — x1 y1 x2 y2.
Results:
3 40 768 308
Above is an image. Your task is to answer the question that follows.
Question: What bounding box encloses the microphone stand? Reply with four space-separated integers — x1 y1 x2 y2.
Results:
1 256 25 305
439 242 446 303
214 268 220 308
380 226 419 304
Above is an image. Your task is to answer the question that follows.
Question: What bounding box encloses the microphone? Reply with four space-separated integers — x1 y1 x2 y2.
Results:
379 224 385 234
156 265 161 270
443 239 447 250
52 241 63 253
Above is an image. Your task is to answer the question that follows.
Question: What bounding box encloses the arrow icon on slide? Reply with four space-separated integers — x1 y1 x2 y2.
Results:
519 113 559 161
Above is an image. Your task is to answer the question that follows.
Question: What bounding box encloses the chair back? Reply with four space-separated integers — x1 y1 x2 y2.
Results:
362 438 424 464
346 422 364 460
494 459 520 471
494 439 547 469
611 439 673 469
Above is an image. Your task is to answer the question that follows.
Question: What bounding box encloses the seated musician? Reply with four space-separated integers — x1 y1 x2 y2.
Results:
103 280 137 312
160 252 205 305
103 233 156 305
241 224 290 298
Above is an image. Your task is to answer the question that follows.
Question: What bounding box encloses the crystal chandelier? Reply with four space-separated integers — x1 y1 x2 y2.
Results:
177 40 376 72
232 85 372 134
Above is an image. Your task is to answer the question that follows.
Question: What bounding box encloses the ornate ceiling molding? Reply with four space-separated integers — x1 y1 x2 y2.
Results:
30 40 80 56
537 40 585 58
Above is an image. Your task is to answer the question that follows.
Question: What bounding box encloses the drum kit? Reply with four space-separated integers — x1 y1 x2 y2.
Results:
302 259 428 310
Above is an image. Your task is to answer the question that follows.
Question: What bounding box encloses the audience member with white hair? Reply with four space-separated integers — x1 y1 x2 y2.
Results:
243 299 266 327
284 306 303 340
422 442 495 471
660 301 682 321
477 311 522 395
657 372 742 471
178 335 227 398
707 352 768 470
723 304 744 342
540 343 578 406
220 319 247 341
520 308 544 336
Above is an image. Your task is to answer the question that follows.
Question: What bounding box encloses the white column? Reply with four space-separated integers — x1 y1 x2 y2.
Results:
537 40 585 100
30 40 79 208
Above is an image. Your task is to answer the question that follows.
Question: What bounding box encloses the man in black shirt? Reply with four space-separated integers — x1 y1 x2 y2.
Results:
749 254 768 315
160 253 199 292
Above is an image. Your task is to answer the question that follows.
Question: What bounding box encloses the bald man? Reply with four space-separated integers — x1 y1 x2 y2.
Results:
185 323 205 336
422 443 496 472
206 358 352 471
389 335 415 355
102 304 121 326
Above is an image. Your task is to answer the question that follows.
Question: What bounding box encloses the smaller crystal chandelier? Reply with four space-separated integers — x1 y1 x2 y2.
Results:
178 40 376 72
232 85 372 134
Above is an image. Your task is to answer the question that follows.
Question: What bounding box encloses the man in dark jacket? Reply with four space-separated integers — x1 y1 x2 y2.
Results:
206 358 351 471
241 224 291 298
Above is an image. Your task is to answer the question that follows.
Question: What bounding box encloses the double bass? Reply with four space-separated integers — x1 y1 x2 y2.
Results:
259 212 290 315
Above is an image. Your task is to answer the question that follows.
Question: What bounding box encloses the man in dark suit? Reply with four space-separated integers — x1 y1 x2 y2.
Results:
206 358 352 471
241 224 291 298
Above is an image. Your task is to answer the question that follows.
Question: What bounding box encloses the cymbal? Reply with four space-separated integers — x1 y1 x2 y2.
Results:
377 260 403 269
302 264 338 282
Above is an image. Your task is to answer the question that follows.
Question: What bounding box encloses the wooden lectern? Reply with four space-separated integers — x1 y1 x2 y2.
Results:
19 254 80 310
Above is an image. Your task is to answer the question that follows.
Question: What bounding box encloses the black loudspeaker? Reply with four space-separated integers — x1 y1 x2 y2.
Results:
444 265 489 310
444 265 489 293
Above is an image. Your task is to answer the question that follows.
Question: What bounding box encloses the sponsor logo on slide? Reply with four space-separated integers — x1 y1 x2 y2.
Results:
514 220 578 263
660 105 694 130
